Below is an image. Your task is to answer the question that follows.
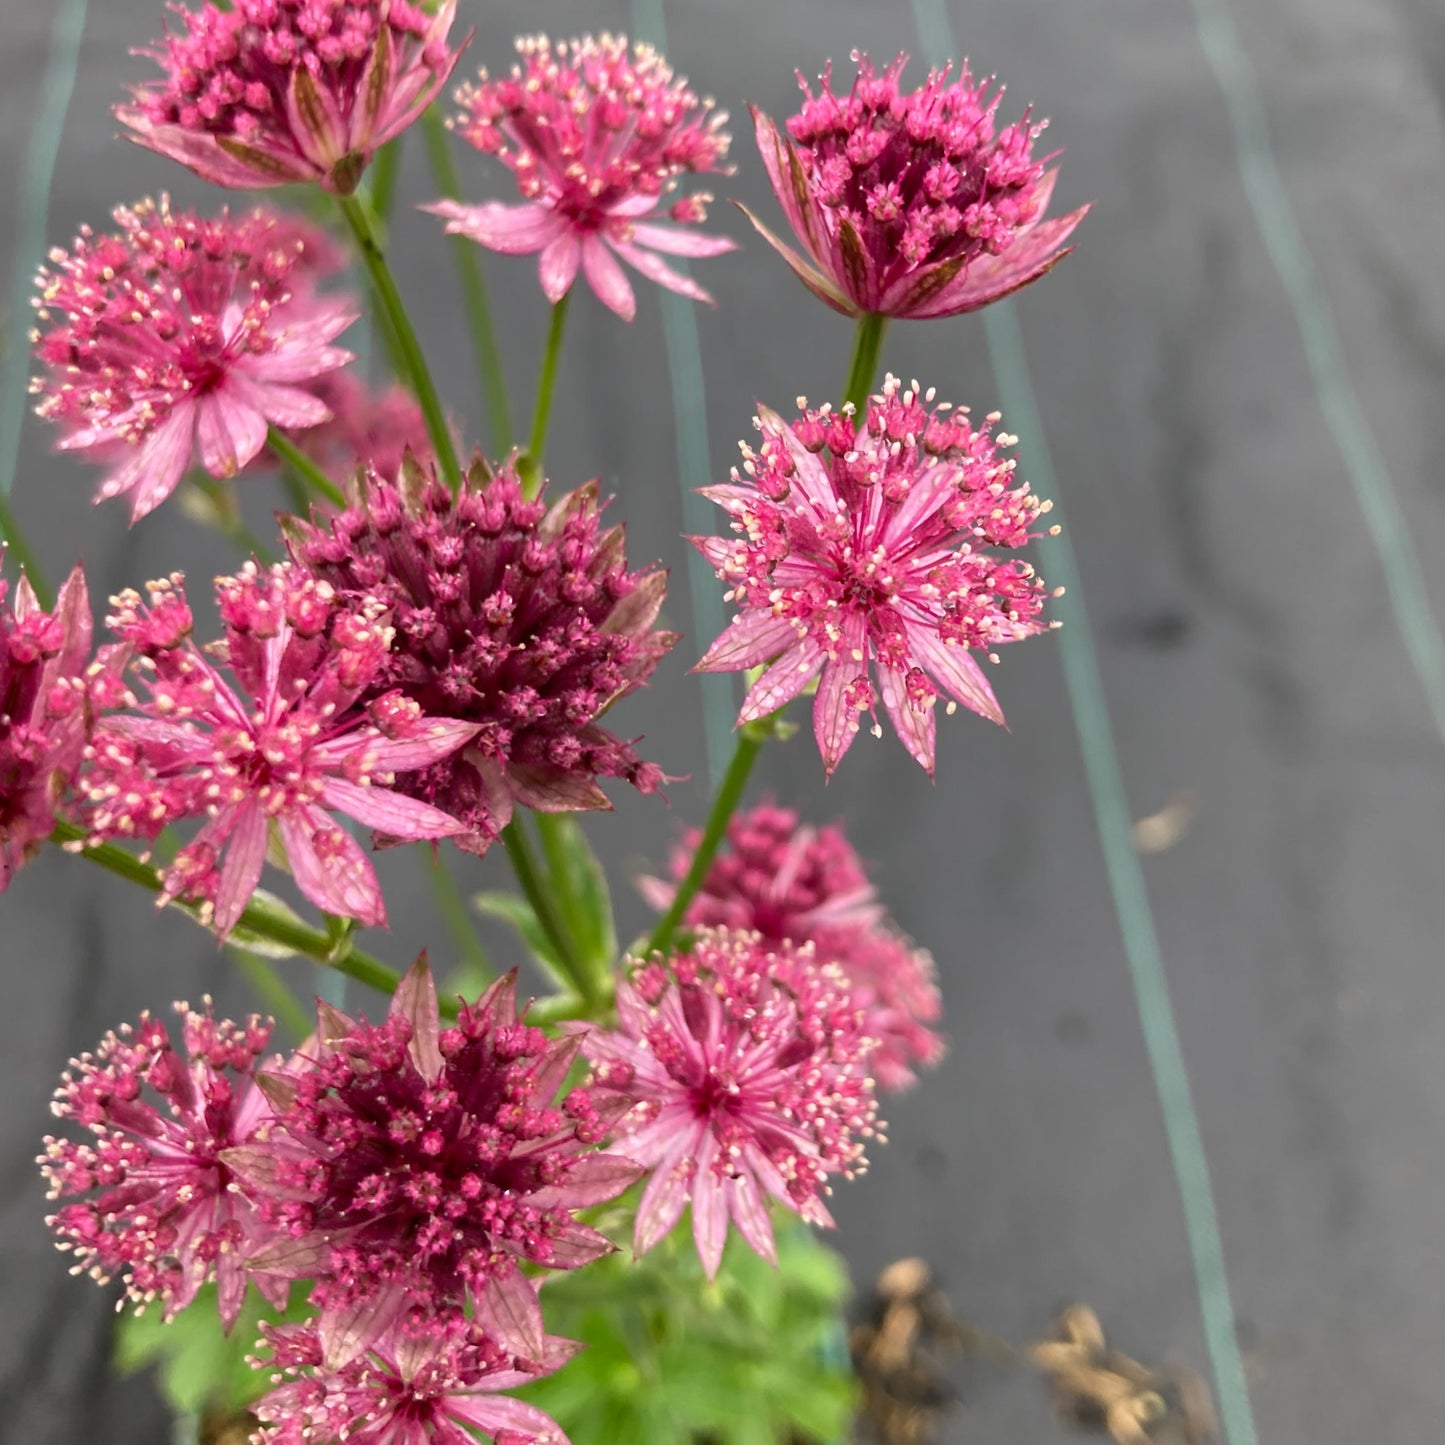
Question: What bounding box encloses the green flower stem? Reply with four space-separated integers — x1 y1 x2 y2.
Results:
51 820 422 1009
500 816 587 989
188 473 275 561
519 293 570 498
645 725 766 958
266 427 345 509
368 135 402 227
422 849 493 986
421 108 514 456
337 191 462 490
0 492 49 607
842 311 889 414
232 950 313 1042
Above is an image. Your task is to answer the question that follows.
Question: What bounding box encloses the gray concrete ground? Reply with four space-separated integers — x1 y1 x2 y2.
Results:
4 0 1445 1439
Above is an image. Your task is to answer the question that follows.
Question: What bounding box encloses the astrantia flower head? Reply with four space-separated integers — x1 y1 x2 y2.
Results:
231 960 642 1366
81 562 478 936
642 802 944 1091
38 1000 281 1330
256 1315 577 1445
32 198 357 523
0 562 92 890
118 0 467 194
286 459 675 854
694 377 1056 775
428 34 735 321
582 930 880 1279
744 52 1088 318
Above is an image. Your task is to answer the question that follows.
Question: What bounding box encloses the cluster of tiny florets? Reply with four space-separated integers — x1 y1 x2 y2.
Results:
643 802 944 1091
583 929 880 1278
431 33 735 319
287 463 675 852
31 198 355 521
80 562 476 934
695 375 1057 774
746 51 1087 318
0 564 93 891
119 0 466 194
38 1001 279 1331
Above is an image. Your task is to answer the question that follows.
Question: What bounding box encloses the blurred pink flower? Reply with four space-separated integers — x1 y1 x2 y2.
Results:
428 34 735 321
744 52 1087 318
32 199 357 523
694 377 1056 775
230 961 642 1367
39 1001 283 1331
256 1315 577 1445
0 562 92 890
582 931 879 1279
118 0 467 194
278 370 434 482
81 564 477 936
286 461 675 854
641 802 944 1091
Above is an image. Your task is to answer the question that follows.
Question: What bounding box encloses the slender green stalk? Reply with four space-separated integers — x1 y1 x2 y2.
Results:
0 492 49 606
421 849 493 985
368 136 402 227
189 473 274 561
421 108 514 455
841 312 888 414
266 426 345 508
519 293 570 498
231 950 313 1041
337 191 462 489
501 817 585 986
645 729 764 957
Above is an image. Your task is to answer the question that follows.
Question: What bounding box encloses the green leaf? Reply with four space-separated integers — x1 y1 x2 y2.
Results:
472 889 571 990
224 889 306 960
534 815 618 981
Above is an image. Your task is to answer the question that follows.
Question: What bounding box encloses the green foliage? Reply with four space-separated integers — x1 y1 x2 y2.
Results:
518 1215 858 1445
114 1283 312 1419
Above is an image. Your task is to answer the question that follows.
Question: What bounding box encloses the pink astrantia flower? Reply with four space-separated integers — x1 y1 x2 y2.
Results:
641 803 944 1091
278 370 435 483
743 52 1088 319
581 931 880 1280
693 376 1056 775
38 1001 284 1331
32 198 357 523
256 1315 577 1445
0 561 92 890
118 0 467 194
230 960 642 1367
80 563 478 936
428 34 735 322
286 459 675 854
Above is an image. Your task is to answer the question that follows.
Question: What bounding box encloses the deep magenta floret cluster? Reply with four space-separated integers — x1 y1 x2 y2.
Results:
582 930 879 1279
80 562 477 934
118 0 466 194
642 802 944 1091
287 463 675 853
233 964 641 1366
38 1001 281 1330
430 34 735 320
31 198 356 522
0 564 92 891
694 375 1055 774
747 52 1088 318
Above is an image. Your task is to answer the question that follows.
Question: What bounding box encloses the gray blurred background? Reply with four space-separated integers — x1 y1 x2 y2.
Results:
5 0 1445 1440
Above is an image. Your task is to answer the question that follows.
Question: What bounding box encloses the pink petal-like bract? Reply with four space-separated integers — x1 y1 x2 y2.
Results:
117 0 468 194
642 802 945 1092
79 563 476 936
747 52 1088 319
0 562 93 890
238 962 641 1364
38 1002 278 1331
693 377 1057 775
255 1315 577 1445
32 199 357 523
431 34 734 318
582 931 880 1279
286 458 676 855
